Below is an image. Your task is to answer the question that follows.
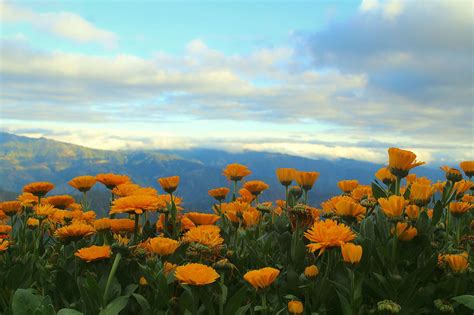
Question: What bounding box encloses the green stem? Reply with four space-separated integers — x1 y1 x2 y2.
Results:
232 180 238 201
395 176 401 196
304 189 308 205
103 252 122 305
261 293 267 315
133 214 140 243
285 185 289 206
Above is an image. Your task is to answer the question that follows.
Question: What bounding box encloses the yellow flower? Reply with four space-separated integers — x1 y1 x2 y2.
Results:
110 195 161 215
304 265 319 278
68 176 97 192
243 209 261 227
96 173 131 189
112 183 140 197
0 239 9 252
34 204 56 218
139 277 148 286
158 176 180 194
148 237 180 256
378 195 407 218
175 263 220 286
337 180 359 193
405 205 420 220
341 243 363 264
182 225 224 248
276 168 296 186
110 218 135 233
23 182 55 197
222 163 252 181
388 148 425 178
27 218 39 228
288 300 304 314
243 267 280 290
0 201 22 216
75 245 111 262
459 161 474 178
185 212 220 225
444 252 469 273
334 198 365 220
54 223 95 242
208 187 230 201
375 167 396 185
243 180 269 196
304 219 356 256
44 195 75 210
449 202 472 217
409 183 434 206
295 171 320 191
393 222 417 241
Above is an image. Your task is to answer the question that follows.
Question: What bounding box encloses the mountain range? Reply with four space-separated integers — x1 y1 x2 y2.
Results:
0 132 443 215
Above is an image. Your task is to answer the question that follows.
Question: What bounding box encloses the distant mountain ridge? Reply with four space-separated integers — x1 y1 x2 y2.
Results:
0 132 443 213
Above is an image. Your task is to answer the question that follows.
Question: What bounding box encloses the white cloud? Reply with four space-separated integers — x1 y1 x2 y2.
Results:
359 0 404 19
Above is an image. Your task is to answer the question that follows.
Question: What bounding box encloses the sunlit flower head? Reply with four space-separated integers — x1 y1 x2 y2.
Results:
148 237 180 256
444 252 469 273
288 300 304 315
175 263 220 286
110 195 161 215
459 161 474 178
440 166 463 182
449 202 473 217
375 167 396 185
27 218 39 228
276 168 296 186
208 187 230 201
0 201 21 216
243 267 280 290
109 218 135 233
409 183 434 206
337 180 359 193
34 204 56 218
237 188 254 203
243 180 269 196
185 212 220 225
378 195 408 218
433 181 446 194
351 185 373 201
112 183 140 197
304 265 319 278
48 209 72 224
43 195 75 210
305 219 356 256
54 223 95 242
405 205 420 220
334 197 365 221
295 171 320 191
132 187 159 196
388 148 425 178
96 173 130 189
222 163 252 181
94 218 112 231
17 192 38 207
68 175 97 192
453 180 473 195
406 174 417 185
341 243 363 264
182 225 224 248
462 194 474 203
158 176 180 194
393 222 417 241
0 224 12 236
75 245 111 262
243 209 261 227
23 182 55 197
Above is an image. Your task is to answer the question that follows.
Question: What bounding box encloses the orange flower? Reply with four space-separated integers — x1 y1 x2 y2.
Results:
208 187 230 201
110 195 161 215
276 168 296 186
0 224 12 236
449 202 473 217
96 173 130 189
433 181 446 193
148 237 180 256
27 218 39 228
185 212 220 225
222 163 252 181
110 218 135 233
405 205 420 220
453 180 473 195
0 239 9 251
237 188 254 203
243 209 261 227
304 265 319 278
94 218 112 231
459 161 474 178
393 222 417 241
163 261 178 276
444 252 469 273
0 201 21 216
341 243 363 264
48 209 72 224
182 225 224 248
337 180 359 193
17 192 38 207
55 223 95 242
462 194 474 203
34 204 56 218
44 195 75 210
388 148 425 178
351 185 373 201
243 267 280 290
243 180 269 196
378 195 407 218
112 183 140 197
288 301 304 315
68 175 96 192
334 198 365 220
410 183 434 206
375 167 396 185
23 182 55 197
440 166 463 182
295 171 320 191
304 219 356 256
132 187 159 196
75 245 111 262
158 176 180 194
175 263 220 286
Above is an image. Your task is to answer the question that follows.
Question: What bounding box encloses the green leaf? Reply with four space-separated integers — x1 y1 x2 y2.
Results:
452 295 474 310
372 182 387 199
57 309 84 315
99 296 129 315
431 200 444 226
224 286 248 315
132 293 151 314
12 289 42 315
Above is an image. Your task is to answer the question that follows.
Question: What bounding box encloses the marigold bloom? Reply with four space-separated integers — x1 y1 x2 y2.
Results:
440 166 463 182
453 180 473 195
17 192 38 207
406 174 417 185
44 195 75 210
133 187 159 196
449 202 473 217
305 219 356 256
459 161 474 178
388 148 425 178
75 245 111 262
94 218 111 231
393 222 417 241
110 218 135 233
183 225 224 248
163 261 178 276
0 201 21 216
34 204 56 218
295 171 320 190
337 180 359 193
304 265 319 278
158 176 180 194
243 180 269 196
208 187 230 201
23 182 55 197
175 263 220 285
48 209 71 224
462 194 474 203
0 239 9 251
375 167 396 185
55 223 95 242
244 267 280 290
444 252 469 273
334 198 365 220
288 300 304 314
276 168 296 186
96 173 130 189
185 212 220 225
405 205 420 220
148 237 180 256
433 181 446 193
0 224 12 235
110 195 160 215
223 163 252 181
341 243 363 264
243 209 261 227
68 175 96 192
410 183 434 206
112 183 140 197
27 218 39 228
237 188 254 203
351 185 373 201
378 195 407 218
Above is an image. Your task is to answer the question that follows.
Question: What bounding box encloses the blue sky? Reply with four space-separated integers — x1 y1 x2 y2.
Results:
0 0 473 164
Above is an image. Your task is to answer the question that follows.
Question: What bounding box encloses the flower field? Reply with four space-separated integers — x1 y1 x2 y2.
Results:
0 147 473 314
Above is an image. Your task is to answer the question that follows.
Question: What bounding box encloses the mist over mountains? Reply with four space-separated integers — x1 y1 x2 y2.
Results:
0 132 443 215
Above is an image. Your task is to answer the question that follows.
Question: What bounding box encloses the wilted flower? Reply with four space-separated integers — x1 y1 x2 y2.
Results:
222 163 251 181
0 201 21 216
304 265 319 278
375 167 396 185
276 168 296 186
459 161 474 178
393 222 417 241
305 219 356 256
208 187 230 201
175 263 220 286
75 245 111 262
243 180 269 196
23 182 55 197
243 267 280 290
148 237 180 256
444 252 469 273
378 195 407 218
54 223 95 242
388 148 424 178
295 171 320 191
288 300 304 314
158 176 180 194
96 173 130 189
341 243 363 264
110 195 161 215
44 195 75 210
337 180 359 193
68 176 96 192
185 212 220 225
